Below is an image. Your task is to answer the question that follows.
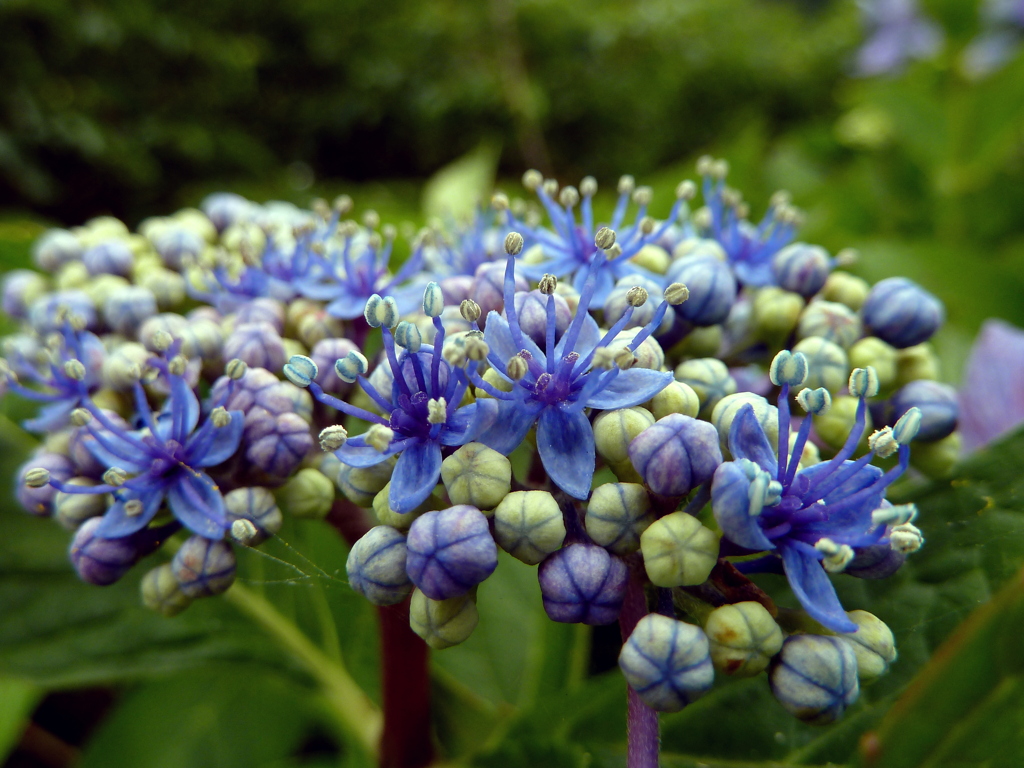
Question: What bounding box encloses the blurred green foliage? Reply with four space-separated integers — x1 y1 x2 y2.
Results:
0 0 857 223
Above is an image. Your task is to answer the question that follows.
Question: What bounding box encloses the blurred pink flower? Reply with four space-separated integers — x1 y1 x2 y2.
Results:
959 319 1024 451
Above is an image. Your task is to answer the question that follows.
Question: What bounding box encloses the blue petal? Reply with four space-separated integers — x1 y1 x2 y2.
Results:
94 486 166 538
477 397 541 455
800 461 884 506
326 288 370 320
732 259 775 288
484 311 544 364
385 280 431 316
84 430 151 473
536 406 595 500
167 471 228 539
555 311 602 360
189 410 245 467
441 399 499 446
158 375 200 443
333 435 395 468
24 398 77 433
712 462 775 552
780 542 858 633
584 368 673 410
389 440 443 513
728 405 778 475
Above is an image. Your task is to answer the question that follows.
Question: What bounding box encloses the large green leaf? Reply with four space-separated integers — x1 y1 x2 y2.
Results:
0 677 40 761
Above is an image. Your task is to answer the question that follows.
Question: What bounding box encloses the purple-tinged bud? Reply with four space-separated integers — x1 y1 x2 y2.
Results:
604 276 670 332
141 563 192 617
439 276 474 306
236 298 285 334
83 240 134 277
103 286 158 335
674 358 736 419
224 487 282 545
471 262 527 318
16 452 74 516
172 536 237 598
139 313 187 351
151 227 204 270
890 380 957 442
69 517 166 586
769 635 859 725
28 290 96 334
243 408 314 478
772 243 831 297
68 411 131 476
845 543 906 580
54 478 108 530
223 322 286 372
619 614 714 712
538 543 628 625
406 506 498 600
862 277 944 349
311 337 359 393
179 318 223 362
2 270 48 319
798 301 862 349
665 256 737 326
629 414 722 497
202 192 253 232
33 228 83 271
510 289 571 347
346 526 414 606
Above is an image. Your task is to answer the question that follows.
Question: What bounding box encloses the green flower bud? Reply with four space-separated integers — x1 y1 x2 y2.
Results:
282 338 308 365
409 589 478 650
646 381 700 420
277 468 335 520
54 478 108 530
138 267 187 309
792 336 848 393
821 271 870 310
56 260 90 290
896 343 940 386
672 325 723 359
336 457 396 507
373 481 431 530
224 486 283 544
704 601 783 677
909 432 961 478
141 563 192 617
711 393 779 455
640 511 719 587
840 610 897 681
585 482 654 555
630 244 671 274
493 490 566 565
849 337 898 393
797 301 862 349
82 274 130 308
814 395 872 451
594 407 656 466
440 442 512 511
674 358 736 419
101 342 148 390
752 287 804 342
473 367 515 399
612 328 664 371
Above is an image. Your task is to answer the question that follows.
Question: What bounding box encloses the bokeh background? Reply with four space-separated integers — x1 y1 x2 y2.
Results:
2 0 1024 766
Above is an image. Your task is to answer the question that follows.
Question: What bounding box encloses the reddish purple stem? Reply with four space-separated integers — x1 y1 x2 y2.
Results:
619 562 659 768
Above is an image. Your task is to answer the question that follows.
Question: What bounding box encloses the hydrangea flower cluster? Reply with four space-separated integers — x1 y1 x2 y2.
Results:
4 163 955 729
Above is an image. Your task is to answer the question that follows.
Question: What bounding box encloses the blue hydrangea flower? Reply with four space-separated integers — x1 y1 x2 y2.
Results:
297 225 427 320
44 353 245 540
424 207 507 279
962 0 1024 77
959 318 1024 451
4 325 105 433
473 253 674 499
855 0 944 77
697 161 801 287
288 290 494 514
504 174 688 305
711 354 918 633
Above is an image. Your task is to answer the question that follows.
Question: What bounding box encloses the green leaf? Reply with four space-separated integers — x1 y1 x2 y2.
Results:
78 665 322 768
422 142 499 222
0 677 41 761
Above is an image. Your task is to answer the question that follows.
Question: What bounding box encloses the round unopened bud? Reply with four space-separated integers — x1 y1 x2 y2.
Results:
504 231 525 256
441 442 512 511
492 491 566 565
647 381 700 420
538 543 628 625
769 350 808 387
909 432 961 478
277 468 334 520
863 277 944 349
752 287 804 341
630 414 722 498
798 301 862 349
410 589 478 649
141 563 193 617
346 525 414 606
891 380 957 442
319 425 349 452
54 478 108 530
674 358 736 419
792 337 848 393
595 227 617 251
283 354 318 388
849 337 897 392
334 456 395 507
172 537 236 598
814 395 872 450
711 394 779 455
24 468 50 488
772 243 831 298
406 506 498 600
224 486 282 544
704 601 784 677
770 635 859 724
840 610 896 681
619 614 714 712
594 407 656 466
896 343 940 386
459 299 481 323
585 483 654 555
665 256 735 325
506 355 528 380
822 271 870 310
640 511 719 587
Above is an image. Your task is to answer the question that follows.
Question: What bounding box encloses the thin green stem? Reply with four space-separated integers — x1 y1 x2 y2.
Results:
223 581 382 759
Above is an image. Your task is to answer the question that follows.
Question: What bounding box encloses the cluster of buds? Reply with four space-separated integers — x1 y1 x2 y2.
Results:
3 165 952 725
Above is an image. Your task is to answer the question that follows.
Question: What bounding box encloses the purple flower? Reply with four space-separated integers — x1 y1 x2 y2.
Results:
473 253 674 499
711 353 920 633
855 0 943 77
959 319 1024 451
